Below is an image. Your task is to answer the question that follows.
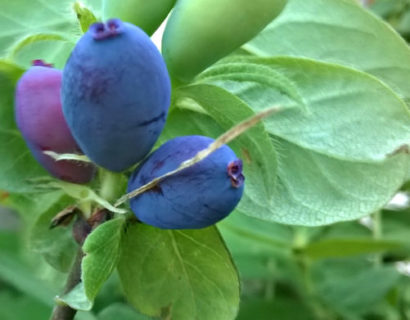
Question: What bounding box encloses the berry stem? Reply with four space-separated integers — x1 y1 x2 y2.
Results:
99 168 124 202
372 210 383 267
49 210 111 320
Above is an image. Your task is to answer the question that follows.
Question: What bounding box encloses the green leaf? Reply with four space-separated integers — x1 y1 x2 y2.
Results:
98 303 156 320
195 56 410 225
165 108 408 226
176 84 278 212
0 0 79 57
29 193 77 272
258 137 408 225
82 218 125 302
10 34 74 70
304 238 404 260
196 62 306 109
1 0 100 69
7 33 69 60
57 282 92 311
73 1 98 33
244 0 410 103
201 57 410 162
166 89 409 225
0 60 50 193
117 223 240 320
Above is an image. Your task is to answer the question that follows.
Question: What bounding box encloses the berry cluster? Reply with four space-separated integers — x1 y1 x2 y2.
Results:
15 19 244 229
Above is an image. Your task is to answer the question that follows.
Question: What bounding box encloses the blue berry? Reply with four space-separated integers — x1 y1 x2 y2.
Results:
127 136 245 229
62 19 171 172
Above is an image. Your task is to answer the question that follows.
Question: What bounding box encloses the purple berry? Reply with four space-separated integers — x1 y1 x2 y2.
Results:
15 60 96 184
127 135 245 229
62 19 171 172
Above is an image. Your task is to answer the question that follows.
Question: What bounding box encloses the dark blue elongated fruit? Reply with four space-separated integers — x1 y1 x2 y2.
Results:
15 60 95 184
127 135 245 229
62 19 171 172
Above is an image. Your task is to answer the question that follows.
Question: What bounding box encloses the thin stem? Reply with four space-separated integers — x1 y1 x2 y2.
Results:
49 200 112 320
372 210 383 267
50 248 84 320
292 227 333 320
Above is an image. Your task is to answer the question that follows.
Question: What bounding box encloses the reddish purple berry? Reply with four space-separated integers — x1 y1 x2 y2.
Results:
15 60 95 184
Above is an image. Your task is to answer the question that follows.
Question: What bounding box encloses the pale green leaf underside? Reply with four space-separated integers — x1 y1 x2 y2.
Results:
7 33 68 59
202 56 410 162
196 62 306 109
0 0 79 57
184 56 410 225
57 282 92 311
242 137 409 225
11 35 75 69
244 0 410 103
118 224 240 320
0 0 88 69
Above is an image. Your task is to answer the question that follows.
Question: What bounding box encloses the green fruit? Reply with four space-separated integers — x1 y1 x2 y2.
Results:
102 0 176 35
162 0 287 82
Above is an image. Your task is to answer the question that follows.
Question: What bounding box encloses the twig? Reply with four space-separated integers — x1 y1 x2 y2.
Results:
50 249 83 320
49 211 111 320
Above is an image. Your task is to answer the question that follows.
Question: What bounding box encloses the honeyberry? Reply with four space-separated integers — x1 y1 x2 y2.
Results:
127 135 245 229
62 19 171 172
15 60 95 184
